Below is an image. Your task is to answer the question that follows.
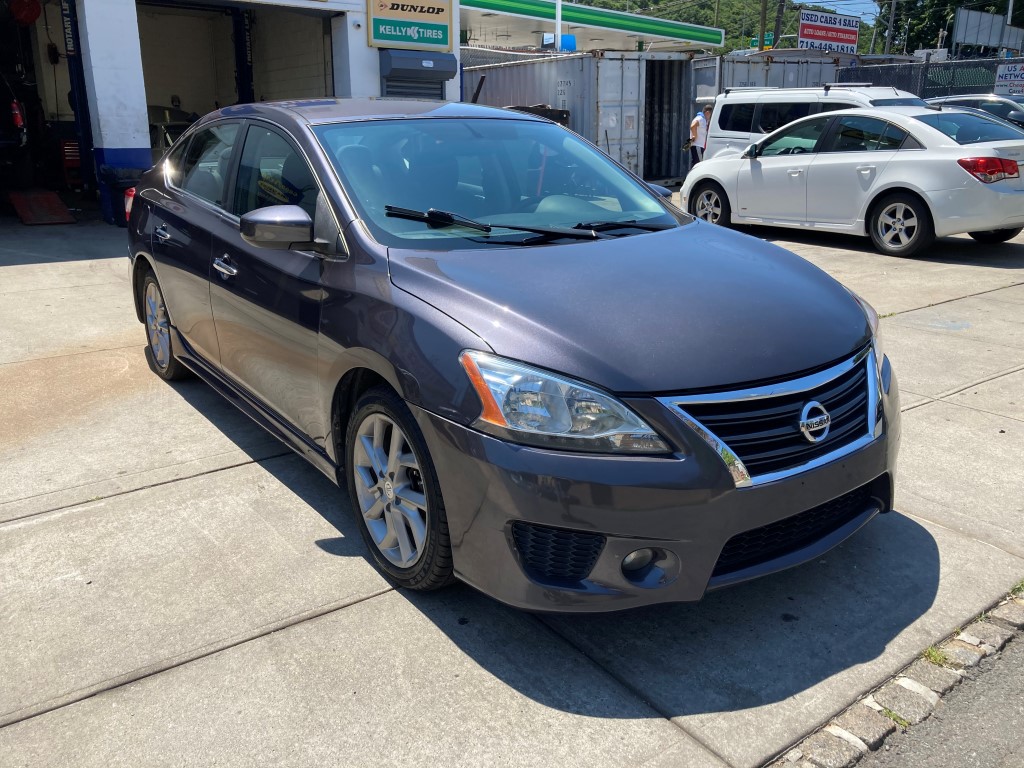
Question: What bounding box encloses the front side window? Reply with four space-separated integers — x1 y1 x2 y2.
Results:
177 123 238 207
313 118 678 250
759 117 831 157
232 125 320 219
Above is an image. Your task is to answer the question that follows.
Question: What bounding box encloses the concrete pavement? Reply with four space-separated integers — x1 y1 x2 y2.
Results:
1 214 1022 767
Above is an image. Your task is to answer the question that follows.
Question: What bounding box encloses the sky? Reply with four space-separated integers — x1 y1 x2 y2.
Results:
812 0 883 24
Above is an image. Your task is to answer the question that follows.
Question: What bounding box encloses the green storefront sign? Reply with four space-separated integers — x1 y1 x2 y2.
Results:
369 0 453 52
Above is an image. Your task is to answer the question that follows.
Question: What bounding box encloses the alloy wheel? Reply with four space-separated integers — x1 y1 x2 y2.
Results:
144 281 171 370
351 412 429 568
694 189 722 223
876 201 919 250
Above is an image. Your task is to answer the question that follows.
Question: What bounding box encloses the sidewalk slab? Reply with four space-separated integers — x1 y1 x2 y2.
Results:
0 455 387 725
0 346 282 520
888 295 1024 351
894 400 1024 559
880 322 1024 399
784 236 1024 316
543 512 1024 768
946 368 1024 422
0 258 128 293
0 590 711 768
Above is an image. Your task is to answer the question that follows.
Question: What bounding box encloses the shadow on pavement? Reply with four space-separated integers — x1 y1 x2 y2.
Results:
0 213 127 266
750 225 1024 267
163 357 940 722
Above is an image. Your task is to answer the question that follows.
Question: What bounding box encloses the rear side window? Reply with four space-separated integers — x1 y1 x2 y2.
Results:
177 123 239 207
718 103 756 132
757 102 812 133
818 101 860 113
821 116 905 152
869 97 927 106
914 112 1024 144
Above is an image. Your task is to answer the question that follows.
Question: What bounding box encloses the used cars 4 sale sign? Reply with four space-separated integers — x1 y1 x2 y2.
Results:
798 10 860 54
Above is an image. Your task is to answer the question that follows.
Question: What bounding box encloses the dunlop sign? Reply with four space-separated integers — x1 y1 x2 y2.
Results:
369 0 452 52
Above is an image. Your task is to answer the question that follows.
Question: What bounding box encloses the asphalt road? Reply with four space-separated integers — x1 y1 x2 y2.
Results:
859 635 1024 768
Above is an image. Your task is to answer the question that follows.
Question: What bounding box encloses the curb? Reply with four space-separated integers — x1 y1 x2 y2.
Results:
767 585 1024 768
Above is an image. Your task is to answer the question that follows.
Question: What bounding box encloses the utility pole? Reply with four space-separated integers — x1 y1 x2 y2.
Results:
714 0 721 29
772 0 786 51
759 0 769 50
883 0 896 54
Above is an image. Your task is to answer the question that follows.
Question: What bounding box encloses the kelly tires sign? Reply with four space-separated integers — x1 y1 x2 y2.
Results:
798 10 860 54
369 0 453 51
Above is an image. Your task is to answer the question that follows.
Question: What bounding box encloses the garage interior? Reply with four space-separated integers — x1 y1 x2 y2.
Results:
1 0 335 212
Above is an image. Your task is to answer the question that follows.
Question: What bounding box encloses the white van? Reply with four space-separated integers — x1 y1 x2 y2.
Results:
703 84 925 160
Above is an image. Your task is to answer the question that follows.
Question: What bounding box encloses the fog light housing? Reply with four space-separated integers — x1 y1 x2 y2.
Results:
622 548 655 572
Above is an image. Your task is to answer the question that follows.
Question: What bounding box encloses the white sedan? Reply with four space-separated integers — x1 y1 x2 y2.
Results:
682 106 1024 256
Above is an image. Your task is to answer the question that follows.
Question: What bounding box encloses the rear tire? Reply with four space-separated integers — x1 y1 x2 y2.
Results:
688 182 731 227
968 227 1022 244
141 271 190 381
345 387 454 591
868 193 934 257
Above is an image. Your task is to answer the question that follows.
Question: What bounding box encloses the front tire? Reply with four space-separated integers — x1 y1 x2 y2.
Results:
868 193 934 257
142 271 190 381
345 387 454 591
688 182 731 227
968 227 1022 244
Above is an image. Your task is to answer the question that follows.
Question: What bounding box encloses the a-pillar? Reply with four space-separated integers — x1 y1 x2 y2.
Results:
76 0 151 224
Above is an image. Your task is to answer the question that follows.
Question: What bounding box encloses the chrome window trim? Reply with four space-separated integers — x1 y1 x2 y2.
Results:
658 345 882 489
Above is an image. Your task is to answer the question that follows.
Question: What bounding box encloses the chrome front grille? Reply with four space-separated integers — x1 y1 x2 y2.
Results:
659 347 880 487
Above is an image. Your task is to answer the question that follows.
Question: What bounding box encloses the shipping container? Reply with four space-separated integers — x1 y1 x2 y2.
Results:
462 51 693 184
721 49 859 90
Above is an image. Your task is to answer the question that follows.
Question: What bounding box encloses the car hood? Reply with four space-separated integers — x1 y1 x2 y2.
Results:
388 222 871 394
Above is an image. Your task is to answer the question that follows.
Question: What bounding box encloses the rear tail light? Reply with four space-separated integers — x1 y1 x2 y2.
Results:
124 187 136 222
11 100 24 129
958 157 1020 183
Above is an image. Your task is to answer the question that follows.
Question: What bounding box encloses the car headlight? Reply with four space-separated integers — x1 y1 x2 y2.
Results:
848 289 886 381
459 351 671 454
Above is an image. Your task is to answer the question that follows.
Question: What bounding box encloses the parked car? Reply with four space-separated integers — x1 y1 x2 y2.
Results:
126 99 900 612
925 94 1024 129
684 106 1024 256
704 85 926 160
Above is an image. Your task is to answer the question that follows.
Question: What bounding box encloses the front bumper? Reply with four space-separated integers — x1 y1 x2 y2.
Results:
412 367 901 613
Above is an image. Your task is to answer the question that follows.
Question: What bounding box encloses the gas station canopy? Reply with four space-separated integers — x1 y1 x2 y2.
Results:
460 0 725 51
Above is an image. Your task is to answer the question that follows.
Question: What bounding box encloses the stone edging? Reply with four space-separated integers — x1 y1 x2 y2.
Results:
767 587 1024 768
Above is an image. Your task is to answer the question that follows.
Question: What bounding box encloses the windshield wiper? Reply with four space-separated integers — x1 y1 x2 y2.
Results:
574 220 674 232
384 205 606 241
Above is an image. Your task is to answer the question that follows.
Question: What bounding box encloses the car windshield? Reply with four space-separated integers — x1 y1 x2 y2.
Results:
870 97 927 106
312 118 679 250
913 111 1024 144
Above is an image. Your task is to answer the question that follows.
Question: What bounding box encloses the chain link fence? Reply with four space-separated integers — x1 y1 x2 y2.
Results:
836 57 1024 98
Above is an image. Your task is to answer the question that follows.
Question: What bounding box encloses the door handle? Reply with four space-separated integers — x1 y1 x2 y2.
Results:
213 256 238 278
154 225 171 242
787 169 803 176
856 165 876 174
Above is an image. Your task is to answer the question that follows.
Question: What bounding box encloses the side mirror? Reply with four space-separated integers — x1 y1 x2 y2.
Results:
742 143 760 159
240 205 314 250
648 183 673 199
1007 110 1024 127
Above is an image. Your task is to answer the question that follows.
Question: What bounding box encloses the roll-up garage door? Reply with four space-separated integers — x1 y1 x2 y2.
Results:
379 50 457 101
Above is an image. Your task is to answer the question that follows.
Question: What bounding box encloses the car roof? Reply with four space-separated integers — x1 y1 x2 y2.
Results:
195 98 541 132
926 94 1017 102
718 85 917 99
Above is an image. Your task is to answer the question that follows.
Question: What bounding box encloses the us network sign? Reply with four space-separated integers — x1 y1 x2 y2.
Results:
798 10 860 55
996 63 1024 96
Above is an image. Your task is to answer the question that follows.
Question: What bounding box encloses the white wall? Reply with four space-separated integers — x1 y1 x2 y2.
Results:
251 9 331 100
137 7 228 116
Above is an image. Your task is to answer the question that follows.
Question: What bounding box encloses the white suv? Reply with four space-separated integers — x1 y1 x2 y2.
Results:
703 85 925 160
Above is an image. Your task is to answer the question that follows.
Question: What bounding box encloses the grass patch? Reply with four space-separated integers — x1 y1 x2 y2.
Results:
882 708 911 729
1012 579 1024 597
922 646 949 666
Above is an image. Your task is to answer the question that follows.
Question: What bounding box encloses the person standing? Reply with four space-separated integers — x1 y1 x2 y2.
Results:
690 104 712 166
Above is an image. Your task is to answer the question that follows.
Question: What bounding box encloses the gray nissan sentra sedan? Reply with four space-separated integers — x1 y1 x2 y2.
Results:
126 99 901 612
